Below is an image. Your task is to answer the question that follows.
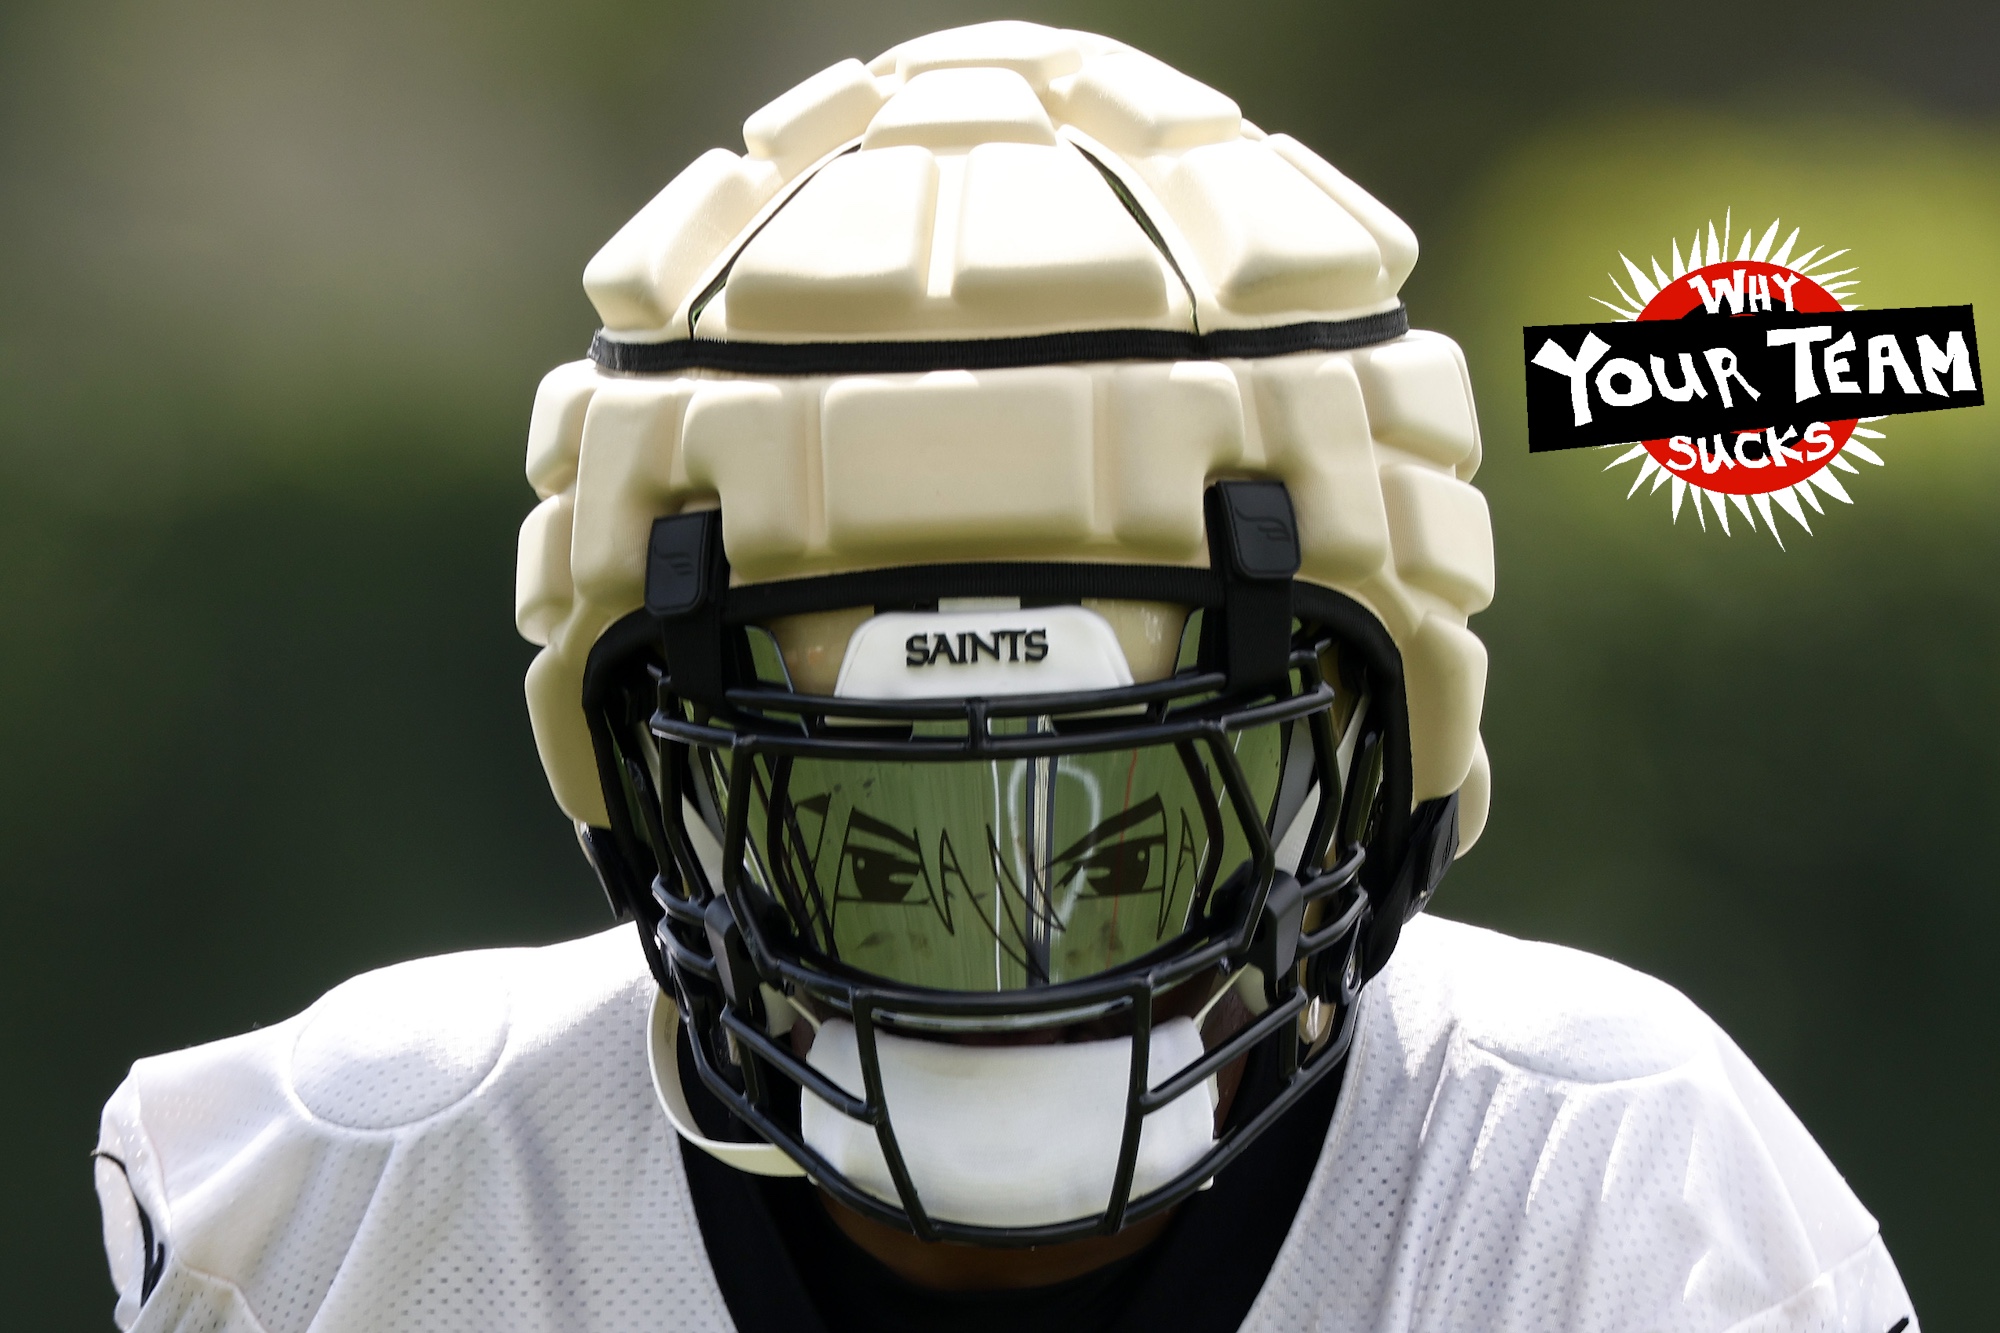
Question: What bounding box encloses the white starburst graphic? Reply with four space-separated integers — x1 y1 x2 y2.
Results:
1595 210 1886 547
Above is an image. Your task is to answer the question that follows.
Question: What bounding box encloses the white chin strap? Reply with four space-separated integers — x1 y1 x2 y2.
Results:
802 1016 1216 1228
647 992 1220 1225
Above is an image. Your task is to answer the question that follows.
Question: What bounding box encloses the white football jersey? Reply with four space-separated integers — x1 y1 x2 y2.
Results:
94 915 1918 1333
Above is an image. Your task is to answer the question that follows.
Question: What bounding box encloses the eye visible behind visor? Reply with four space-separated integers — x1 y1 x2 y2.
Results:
729 729 1284 991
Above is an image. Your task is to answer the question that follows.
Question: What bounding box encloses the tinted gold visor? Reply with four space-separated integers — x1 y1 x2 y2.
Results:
717 724 1290 992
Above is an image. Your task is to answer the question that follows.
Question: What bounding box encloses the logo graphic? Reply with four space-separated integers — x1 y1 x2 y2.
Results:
1523 214 1983 545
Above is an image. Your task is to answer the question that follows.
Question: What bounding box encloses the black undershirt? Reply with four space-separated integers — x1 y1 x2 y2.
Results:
679 1046 1346 1333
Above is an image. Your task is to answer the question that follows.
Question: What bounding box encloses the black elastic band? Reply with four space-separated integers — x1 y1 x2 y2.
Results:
589 307 1408 378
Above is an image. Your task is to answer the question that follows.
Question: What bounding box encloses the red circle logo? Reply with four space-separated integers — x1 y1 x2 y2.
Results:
1636 261 1856 495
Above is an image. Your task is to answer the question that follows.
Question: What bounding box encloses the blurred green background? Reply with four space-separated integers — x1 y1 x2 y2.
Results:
4 1 1993 1326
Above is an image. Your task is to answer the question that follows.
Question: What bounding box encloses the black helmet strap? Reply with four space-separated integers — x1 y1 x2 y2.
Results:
641 480 1306 706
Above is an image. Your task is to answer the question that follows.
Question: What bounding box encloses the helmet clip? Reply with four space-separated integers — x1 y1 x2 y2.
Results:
645 510 734 708
1249 868 1307 1007
1202 481 1302 691
701 893 764 1033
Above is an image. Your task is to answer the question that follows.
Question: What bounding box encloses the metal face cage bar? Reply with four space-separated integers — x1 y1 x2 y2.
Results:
572 534 1459 1242
649 645 1374 1243
585 571 1437 945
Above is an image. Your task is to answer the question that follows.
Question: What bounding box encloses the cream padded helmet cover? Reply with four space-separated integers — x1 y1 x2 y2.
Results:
518 21 1493 851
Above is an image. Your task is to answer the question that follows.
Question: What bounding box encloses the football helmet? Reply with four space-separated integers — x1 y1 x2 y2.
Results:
514 21 1492 1245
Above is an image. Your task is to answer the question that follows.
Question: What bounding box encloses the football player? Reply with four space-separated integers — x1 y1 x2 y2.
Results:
95 21 1918 1333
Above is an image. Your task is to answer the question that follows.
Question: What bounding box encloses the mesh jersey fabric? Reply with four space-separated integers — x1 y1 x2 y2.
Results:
95 915 1919 1333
